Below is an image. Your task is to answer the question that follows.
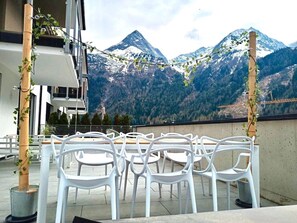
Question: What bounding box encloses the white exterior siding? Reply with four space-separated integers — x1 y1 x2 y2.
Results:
0 66 19 137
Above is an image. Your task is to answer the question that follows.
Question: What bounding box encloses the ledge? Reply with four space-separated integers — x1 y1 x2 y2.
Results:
102 205 297 223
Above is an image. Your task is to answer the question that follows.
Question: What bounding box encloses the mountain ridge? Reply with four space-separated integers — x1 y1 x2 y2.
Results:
87 27 297 124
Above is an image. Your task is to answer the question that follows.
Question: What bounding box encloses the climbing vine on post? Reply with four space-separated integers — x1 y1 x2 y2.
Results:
16 6 60 190
18 2 33 191
247 31 257 138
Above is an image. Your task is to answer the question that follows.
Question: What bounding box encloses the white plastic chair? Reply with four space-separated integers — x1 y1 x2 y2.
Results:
51 133 125 222
130 134 197 217
161 133 205 197
197 135 258 211
121 132 161 200
74 131 115 202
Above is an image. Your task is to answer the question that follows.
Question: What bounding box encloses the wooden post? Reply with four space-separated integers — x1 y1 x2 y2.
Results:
19 2 33 191
247 31 257 138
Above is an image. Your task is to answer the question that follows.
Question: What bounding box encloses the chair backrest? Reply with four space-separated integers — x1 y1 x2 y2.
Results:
51 133 126 177
135 134 196 175
161 132 199 154
204 136 255 173
76 131 115 138
51 134 65 161
125 132 154 139
161 132 194 139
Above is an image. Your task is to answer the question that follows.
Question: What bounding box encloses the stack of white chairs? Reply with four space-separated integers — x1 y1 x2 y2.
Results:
121 132 161 200
51 133 126 222
161 132 205 197
196 135 258 211
130 134 197 217
74 131 116 202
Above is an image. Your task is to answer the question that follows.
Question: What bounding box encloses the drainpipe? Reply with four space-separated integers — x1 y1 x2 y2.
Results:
65 0 72 54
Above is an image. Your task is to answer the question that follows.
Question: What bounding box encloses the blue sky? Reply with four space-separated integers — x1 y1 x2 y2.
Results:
83 0 297 59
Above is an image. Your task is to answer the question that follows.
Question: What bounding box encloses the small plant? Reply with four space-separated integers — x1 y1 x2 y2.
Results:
42 124 56 136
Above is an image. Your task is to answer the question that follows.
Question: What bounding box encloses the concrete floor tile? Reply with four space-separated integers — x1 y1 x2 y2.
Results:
0 157 279 222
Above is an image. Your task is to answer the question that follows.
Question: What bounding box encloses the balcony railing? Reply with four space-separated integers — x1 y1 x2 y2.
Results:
0 0 87 85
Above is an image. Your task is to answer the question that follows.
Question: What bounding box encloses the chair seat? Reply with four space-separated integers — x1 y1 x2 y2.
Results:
121 132 158 201
66 173 111 181
64 171 115 188
198 135 258 212
201 168 247 181
166 152 202 163
130 134 197 218
51 133 125 222
151 170 191 184
76 153 114 165
126 153 159 164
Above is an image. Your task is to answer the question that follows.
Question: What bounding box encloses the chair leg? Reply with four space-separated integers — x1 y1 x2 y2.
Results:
248 174 258 208
105 164 107 190
188 176 197 214
155 162 162 198
185 185 189 214
62 187 69 223
227 182 231 210
119 170 123 190
123 160 129 200
198 162 205 196
170 161 174 198
55 182 65 223
178 182 182 214
145 176 151 218
115 177 120 220
162 156 166 173
130 174 139 218
75 163 82 203
212 176 218 211
110 179 117 220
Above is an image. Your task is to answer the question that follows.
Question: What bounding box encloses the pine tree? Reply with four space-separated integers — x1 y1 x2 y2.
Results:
102 114 112 125
113 114 121 125
47 112 59 125
80 113 91 125
59 113 68 124
91 113 101 125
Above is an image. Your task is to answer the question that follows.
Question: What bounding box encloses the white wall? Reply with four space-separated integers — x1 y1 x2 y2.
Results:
39 86 52 133
137 119 297 205
0 66 19 137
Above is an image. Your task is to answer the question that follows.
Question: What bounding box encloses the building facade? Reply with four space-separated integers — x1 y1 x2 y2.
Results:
0 0 88 137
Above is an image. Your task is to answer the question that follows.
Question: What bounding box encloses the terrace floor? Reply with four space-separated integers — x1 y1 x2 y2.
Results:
0 156 279 223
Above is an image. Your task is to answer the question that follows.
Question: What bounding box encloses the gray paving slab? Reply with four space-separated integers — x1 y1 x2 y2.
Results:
0 157 278 223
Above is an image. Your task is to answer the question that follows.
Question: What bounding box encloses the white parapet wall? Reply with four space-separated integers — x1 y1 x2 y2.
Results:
136 118 297 205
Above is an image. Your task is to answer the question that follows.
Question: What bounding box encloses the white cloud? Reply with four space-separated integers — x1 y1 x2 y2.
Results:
83 0 297 59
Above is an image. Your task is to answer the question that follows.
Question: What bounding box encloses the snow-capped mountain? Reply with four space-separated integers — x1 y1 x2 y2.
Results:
92 30 168 74
88 28 297 124
214 27 286 57
173 27 287 64
106 30 167 62
171 46 212 64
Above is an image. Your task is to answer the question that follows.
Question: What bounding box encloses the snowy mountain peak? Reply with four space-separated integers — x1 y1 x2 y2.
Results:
215 27 287 57
106 30 167 62
173 27 288 63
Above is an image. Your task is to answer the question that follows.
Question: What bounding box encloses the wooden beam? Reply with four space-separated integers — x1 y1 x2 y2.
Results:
18 2 33 191
247 31 257 138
